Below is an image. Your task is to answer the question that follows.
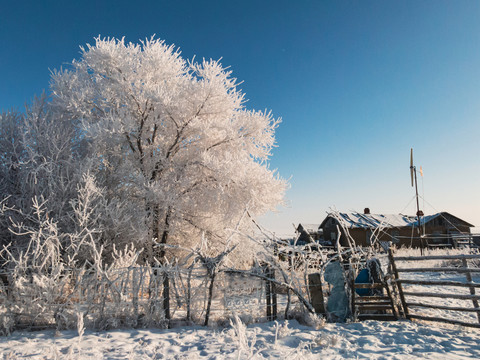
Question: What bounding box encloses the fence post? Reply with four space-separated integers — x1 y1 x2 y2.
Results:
162 271 171 326
132 268 139 321
264 265 272 321
307 273 326 315
263 265 277 321
462 258 480 323
186 265 193 322
349 269 356 321
271 267 277 321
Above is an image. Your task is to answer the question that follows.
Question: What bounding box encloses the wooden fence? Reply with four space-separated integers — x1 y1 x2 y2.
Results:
388 250 480 328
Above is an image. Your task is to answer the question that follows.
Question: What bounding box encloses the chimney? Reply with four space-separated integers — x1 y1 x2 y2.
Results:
364 208 370 214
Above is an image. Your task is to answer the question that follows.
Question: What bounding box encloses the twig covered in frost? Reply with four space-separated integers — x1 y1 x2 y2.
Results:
76 310 85 342
229 314 261 359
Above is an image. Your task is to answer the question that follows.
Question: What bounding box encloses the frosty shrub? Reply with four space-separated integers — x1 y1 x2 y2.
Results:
313 333 342 348
273 320 292 345
76 310 85 341
228 314 261 359
303 313 326 330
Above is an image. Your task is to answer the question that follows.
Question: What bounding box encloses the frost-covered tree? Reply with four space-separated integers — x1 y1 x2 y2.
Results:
0 95 82 223
50 37 286 264
0 109 26 250
0 96 85 259
0 95 139 265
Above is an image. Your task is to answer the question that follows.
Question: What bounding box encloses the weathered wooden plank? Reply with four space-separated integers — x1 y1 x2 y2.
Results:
398 279 480 288
389 249 408 318
308 273 326 315
397 267 480 273
384 280 399 319
462 258 480 323
265 266 272 321
354 283 384 289
355 301 392 305
407 302 480 312
426 244 452 248
394 254 480 261
355 296 391 301
403 291 480 300
357 305 393 311
357 313 397 321
408 314 480 329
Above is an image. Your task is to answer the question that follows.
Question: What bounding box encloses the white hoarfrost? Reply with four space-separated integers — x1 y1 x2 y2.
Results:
1 36 287 267
0 36 288 333
49 36 287 263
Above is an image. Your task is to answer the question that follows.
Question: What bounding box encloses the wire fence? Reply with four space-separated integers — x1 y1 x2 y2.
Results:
0 264 313 332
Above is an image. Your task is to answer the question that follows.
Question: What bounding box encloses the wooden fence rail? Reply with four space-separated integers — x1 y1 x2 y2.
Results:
389 250 480 328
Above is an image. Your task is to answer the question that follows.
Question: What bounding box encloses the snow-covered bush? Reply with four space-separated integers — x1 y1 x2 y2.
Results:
302 312 326 330
313 333 342 348
273 320 292 342
228 314 261 358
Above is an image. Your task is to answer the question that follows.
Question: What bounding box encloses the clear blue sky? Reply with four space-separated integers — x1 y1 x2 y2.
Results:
1 1 479 236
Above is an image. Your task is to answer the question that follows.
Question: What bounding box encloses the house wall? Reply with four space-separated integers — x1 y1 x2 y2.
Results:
321 219 343 245
321 221 402 247
349 226 472 248
347 228 407 247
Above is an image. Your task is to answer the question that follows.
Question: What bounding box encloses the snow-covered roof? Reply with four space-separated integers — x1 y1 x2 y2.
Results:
296 223 321 233
332 213 416 229
419 212 474 228
321 212 474 229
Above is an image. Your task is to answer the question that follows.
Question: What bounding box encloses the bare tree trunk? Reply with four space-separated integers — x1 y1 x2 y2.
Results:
159 208 171 324
162 274 171 323
158 207 171 257
150 204 172 325
186 264 194 322
204 272 216 326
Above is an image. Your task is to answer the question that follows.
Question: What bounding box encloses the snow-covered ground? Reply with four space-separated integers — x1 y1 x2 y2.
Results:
1 318 479 359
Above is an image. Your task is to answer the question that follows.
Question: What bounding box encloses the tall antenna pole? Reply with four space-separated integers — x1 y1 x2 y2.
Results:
411 148 424 252
414 165 421 232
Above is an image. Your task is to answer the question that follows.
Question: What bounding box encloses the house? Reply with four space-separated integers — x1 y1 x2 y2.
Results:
295 223 322 245
319 208 474 248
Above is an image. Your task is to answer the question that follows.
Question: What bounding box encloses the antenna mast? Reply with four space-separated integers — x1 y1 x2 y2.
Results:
410 149 424 250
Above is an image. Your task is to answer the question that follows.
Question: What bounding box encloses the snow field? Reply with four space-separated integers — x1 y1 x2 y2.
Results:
1 318 480 359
